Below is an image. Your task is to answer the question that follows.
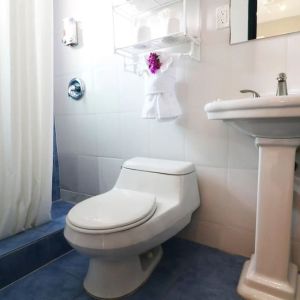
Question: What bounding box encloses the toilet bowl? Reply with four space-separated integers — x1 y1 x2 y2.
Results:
64 157 200 299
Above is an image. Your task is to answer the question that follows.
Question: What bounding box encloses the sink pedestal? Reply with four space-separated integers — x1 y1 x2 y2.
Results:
238 138 300 300
205 95 300 300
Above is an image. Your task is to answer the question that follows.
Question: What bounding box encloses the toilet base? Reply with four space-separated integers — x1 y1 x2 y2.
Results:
84 246 163 299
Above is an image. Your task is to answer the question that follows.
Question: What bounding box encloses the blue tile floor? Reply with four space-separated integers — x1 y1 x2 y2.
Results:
0 238 246 300
0 200 74 257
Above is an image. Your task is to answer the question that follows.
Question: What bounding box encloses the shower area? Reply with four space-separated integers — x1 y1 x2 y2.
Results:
0 0 73 289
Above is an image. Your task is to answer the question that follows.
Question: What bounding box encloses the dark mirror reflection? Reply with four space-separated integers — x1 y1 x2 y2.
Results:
231 0 300 44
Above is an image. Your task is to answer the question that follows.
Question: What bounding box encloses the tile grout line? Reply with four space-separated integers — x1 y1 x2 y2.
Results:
0 222 68 260
0 250 75 293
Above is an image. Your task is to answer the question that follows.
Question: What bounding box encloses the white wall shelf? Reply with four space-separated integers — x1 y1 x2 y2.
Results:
112 0 200 72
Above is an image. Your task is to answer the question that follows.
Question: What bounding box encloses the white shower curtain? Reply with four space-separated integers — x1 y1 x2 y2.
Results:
0 0 53 239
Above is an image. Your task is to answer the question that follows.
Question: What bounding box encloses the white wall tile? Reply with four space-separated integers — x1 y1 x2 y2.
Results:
287 34 300 92
181 220 223 250
92 62 120 114
54 35 95 77
118 70 145 113
185 109 228 168
55 115 97 156
195 166 229 225
200 0 230 46
184 44 233 110
231 37 287 96
96 114 122 158
54 75 69 115
120 113 150 159
55 116 78 155
77 115 98 156
77 156 100 195
228 128 258 170
149 118 185 160
227 42 261 99
99 158 124 193
58 153 78 192
220 226 254 257
226 169 258 231
54 0 114 77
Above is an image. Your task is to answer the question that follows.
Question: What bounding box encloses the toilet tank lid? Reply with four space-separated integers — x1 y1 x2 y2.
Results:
123 157 195 175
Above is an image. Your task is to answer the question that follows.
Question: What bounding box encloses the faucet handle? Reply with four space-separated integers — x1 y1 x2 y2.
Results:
276 73 288 96
277 73 287 82
240 89 260 98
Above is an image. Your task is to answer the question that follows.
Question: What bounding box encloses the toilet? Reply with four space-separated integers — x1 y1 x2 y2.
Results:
64 157 200 299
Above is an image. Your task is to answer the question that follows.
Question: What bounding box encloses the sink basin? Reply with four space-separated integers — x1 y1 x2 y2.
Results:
205 94 300 300
204 95 300 138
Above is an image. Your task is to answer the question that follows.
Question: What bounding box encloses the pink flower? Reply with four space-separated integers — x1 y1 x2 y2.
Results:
147 52 161 74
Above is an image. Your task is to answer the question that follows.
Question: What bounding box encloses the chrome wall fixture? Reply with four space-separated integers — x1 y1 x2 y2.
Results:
68 78 85 100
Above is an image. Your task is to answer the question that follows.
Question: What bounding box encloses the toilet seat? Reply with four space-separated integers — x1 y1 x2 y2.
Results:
67 188 157 233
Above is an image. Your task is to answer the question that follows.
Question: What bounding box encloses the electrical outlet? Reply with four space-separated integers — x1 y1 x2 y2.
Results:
216 5 229 29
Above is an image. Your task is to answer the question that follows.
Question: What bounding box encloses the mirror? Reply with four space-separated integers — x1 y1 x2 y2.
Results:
230 0 300 44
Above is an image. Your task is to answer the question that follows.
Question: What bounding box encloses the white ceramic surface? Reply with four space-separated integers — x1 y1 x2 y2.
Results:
205 95 300 138
64 157 200 299
68 189 156 231
123 157 195 175
205 96 300 300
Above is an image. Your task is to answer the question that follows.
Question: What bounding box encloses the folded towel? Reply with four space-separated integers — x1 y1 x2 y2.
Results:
141 54 182 120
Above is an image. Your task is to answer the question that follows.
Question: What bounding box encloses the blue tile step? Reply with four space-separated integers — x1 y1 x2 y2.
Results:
0 238 246 300
0 200 74 289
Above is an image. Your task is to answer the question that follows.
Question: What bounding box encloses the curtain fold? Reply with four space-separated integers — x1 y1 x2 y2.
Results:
0 0 53 239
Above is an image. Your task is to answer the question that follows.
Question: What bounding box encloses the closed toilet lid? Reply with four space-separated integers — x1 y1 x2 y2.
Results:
123 157 195 175
67 189 156 232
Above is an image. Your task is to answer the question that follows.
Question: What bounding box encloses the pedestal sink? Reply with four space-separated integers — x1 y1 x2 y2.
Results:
205 95 300 300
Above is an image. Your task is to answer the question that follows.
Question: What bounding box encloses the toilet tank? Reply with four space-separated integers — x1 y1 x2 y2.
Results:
115 157 200 213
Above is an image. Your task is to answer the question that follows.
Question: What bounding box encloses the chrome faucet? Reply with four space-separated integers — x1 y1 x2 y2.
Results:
276 73 288 96
240 89 260 98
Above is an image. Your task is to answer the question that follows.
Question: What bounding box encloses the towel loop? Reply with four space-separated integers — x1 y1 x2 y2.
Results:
118 38 200 75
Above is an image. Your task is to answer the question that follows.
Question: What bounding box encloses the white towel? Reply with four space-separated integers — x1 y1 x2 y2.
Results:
141 54 182 120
